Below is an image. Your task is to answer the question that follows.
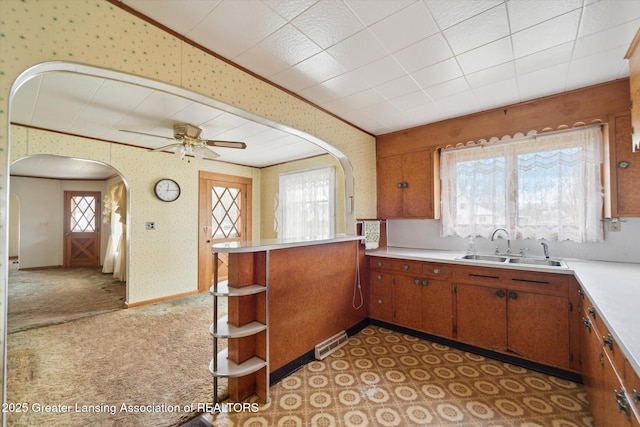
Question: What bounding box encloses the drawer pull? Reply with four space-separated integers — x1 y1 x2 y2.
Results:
582 317 592 333
632 389 639 405
508 291 518 300
469 273 500 280
377 274 383 280
403 264 410 271
433 268 440 274
588 307 596 318
577 289 585 299
377 261 383 267
511 278 550 285
614 389 631 420
496 289 506 298
422 279 429 286
414 278 430 286
603 334 614 350
377 298 384 305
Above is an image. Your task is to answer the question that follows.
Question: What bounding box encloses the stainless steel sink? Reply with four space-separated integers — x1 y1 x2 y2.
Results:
507 257 567 267
457 254 508 263
455 253 568 268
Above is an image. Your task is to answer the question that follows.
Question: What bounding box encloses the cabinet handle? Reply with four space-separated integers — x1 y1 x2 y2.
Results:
577 289 585 299
422 279 429 286
582 317 592 333
614 390 631 420
377 261 383 267
469 273 500 280
588 307 596 318
433 268 440 274
603 334 614 350
508 291 518 300
403 264 409 271
496 289 506 298
397 182 408 188
632 389 639 405
414 278 421 285
511 278 550 285
377 274 383 280
377 298 384 305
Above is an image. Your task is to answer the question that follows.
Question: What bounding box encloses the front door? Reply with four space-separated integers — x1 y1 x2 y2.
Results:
63 191 101 267
198 172 252 292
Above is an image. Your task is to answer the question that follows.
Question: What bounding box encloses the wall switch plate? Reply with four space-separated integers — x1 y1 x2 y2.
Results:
146 222 155 230
609 221 621 232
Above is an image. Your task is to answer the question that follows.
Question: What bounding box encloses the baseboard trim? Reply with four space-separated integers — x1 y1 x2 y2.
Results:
125 290 200 308
369 319 583 384
18 265 63 271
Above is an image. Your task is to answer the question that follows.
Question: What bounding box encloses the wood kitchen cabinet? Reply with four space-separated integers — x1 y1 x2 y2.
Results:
369 257 454 337
376 150 433 218
454 266 572 370
580 294 640 426
611 112 640 216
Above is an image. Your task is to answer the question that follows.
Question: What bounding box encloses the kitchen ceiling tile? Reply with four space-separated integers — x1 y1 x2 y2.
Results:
473 78 520 110
565 46 630 89
349 56 407 88
579 0 640 37
326 29 387 70
514 42 573 76
517 63 570 101
250 24 322 67
425 77 471 100
122 0 221 35
403 99 445 125
512 10 581 59
271 51 347 91
323 89 387 114
369 2 439 53
321 69 371 98
456 37 513 75
442 4 510 55
292 0 363 49
437 91 481 119
425 0 502 30
392 33 453 73
186 0 286 59
346 0 414 26
234 46 291 78
413 58 463 89
298 83 342 106
391 90 433 111
507 0 582 33
465 62 516 89
263 0 317 20
573 20 640 60
375 75 422 100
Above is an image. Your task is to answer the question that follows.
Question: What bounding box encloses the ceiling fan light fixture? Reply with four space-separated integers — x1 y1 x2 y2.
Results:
175 145 186 160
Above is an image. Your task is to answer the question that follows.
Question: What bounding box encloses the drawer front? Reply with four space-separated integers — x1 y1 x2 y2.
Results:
370 272 393 299
454 265 504 286
503 270 569 296
422 262 453 279
392 260 423 274
370 257 393 270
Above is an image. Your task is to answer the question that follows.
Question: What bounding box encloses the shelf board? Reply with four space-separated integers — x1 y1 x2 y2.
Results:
210 280 266 297
210 316 267 338
209 348 267 378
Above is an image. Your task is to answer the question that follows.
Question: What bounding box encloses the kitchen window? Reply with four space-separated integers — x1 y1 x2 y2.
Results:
277 167 335 239
440 126 604 243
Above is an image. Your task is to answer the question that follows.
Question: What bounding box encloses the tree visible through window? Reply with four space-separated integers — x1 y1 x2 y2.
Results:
440 127 604 243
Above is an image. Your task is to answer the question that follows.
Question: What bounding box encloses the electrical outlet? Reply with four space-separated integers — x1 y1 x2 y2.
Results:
146 222 155 230
609 221 621 232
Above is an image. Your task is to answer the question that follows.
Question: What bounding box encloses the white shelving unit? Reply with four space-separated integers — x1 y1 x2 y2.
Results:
209 251 269 404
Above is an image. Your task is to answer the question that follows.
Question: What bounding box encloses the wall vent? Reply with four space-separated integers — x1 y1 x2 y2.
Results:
315 330 349 360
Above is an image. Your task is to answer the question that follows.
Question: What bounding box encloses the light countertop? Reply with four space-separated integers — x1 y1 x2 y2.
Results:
367 247 640 378
211 234 362 253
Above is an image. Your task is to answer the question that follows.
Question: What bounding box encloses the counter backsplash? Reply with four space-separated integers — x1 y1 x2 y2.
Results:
387 218 640 264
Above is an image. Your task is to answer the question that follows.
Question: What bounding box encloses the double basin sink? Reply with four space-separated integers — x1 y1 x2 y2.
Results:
456 253 568 268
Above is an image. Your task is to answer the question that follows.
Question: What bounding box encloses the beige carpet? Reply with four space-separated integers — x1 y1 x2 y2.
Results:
8 267 126 333
6 288 227 426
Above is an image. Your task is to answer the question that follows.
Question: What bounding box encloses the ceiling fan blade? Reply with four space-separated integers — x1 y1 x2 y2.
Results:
204 140 247 149
120 129 176 141
149 143 183 152
197 145 220 159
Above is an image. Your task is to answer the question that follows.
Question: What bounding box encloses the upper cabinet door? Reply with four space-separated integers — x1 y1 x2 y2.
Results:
376 150 433 219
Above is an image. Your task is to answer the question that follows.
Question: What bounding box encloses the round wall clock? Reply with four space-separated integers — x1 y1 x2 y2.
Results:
154 179 181 202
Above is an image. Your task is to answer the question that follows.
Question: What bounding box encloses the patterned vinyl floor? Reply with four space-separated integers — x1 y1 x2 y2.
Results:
208 325 593 426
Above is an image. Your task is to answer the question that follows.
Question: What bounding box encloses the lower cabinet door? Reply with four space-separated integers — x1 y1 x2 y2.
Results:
507 291 570 369
422 279 454 338
394 276 422 330
456 284 507 352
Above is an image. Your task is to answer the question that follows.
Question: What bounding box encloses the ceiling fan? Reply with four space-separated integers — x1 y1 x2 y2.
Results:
120 122 247 160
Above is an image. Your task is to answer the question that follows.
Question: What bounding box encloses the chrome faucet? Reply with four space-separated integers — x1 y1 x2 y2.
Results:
491 228 511 254
541 242 549 259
